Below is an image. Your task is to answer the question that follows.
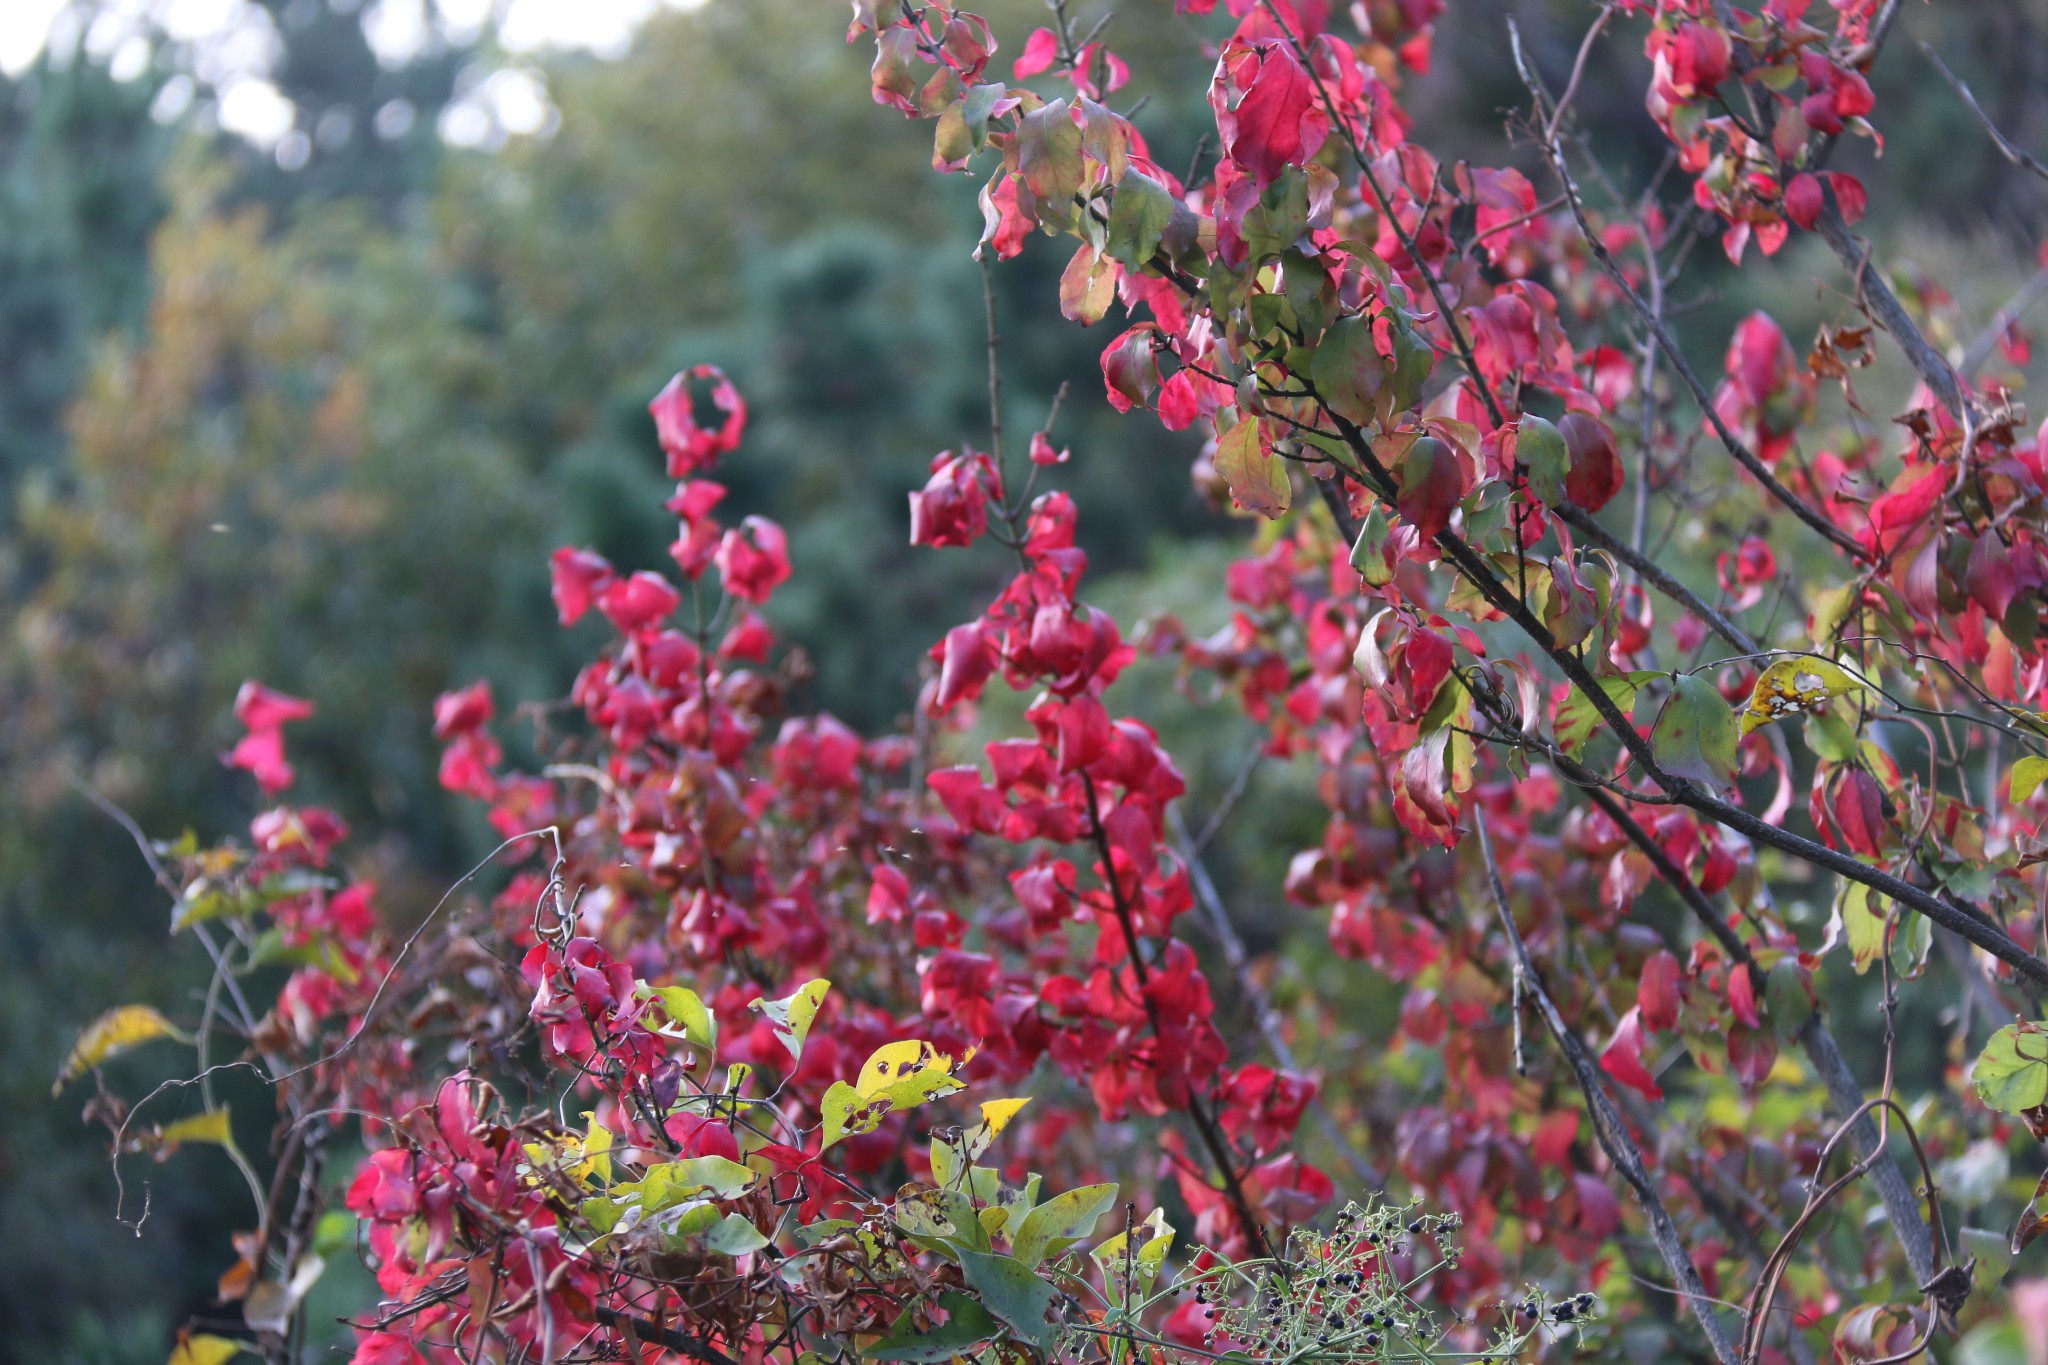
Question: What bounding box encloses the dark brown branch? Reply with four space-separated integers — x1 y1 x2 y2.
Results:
1474 809 1743 1365
1325 407 2048 990
1814 198 1965 421
593 1308 741 1365
1573 783 1938 1290
1080 773 1276 1261
1557 505 1758 653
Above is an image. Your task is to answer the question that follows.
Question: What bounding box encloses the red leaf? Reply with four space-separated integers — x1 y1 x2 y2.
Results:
597 571 681 633
1783 171 1823 230
1829 768 1889 858
1727 961 1761 1029
233 681 315 732
549 546 615 625
1728 1023 1778 1088
1211 41 1328 191
1560 412 1623 512
1821 171 1867 226
1639 950 1682 1033
1013 26 1060 79
1600 1007 1663 1100
1101 325 1162 413
1395 435 1464 541
649 366 747 477
1969 532 2020 620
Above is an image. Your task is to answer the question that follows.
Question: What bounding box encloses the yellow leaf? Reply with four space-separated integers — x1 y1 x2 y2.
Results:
965 1098 1030 1161
747 979 830 1063
577 1112 613 1186
168 1334 245 1365
161 1109 236 1149
2013 756 2048 805
855 1040 971 1100
1740 656 1869 736
54 1005 189 1095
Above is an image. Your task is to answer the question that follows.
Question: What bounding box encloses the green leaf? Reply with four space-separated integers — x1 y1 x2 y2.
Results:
2013 756 2048 805
1516 414 1570 507
1386 310 1435 414
1807 583 1859 647
1973 1022 2048 1115
611 1155 757 1210
1090 1208 1175 1306
1348 504 1393 587
1214 414 1289 518
866 1291 1002 1362
1650 673 1740 790
1804 709 1859 763
311 1212 356 1259
644 984 718 1058
1309 315 1384 427
1959 1226 2012 1289
1889 910 1932 980
956 1247 1060 1351
1555 675 1639 757
1764 960 1815 1040
704 1212 770 1256
1105 171 1176 271
1010 1182 1117 1269
748 980 829 1064
1016 98 1083 216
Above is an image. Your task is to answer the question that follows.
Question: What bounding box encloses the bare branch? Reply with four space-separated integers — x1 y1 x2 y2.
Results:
1474 809 1743 1365
1921 42 2048 186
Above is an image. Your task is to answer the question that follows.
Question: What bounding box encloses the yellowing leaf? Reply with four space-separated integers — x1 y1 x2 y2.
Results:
963 1097 1030 1163
1740 656 1869 736
168 1334 246 1365
644 984 718 1058
2013 756 2048 805
54 1005 189 1095
856 1040 971 1099
160 1109 236 1149
1214 413 1291 519
822 1043 976 1151
1835 881 1887 975
748 980 830 1064
524 1112 615 1188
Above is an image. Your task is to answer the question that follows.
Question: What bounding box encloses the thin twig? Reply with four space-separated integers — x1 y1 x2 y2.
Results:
1169 807 1384 1190
1474 809 1742 1365
1921 42 2048 186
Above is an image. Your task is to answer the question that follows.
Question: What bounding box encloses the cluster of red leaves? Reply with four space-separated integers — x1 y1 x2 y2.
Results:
840 0 2048 1353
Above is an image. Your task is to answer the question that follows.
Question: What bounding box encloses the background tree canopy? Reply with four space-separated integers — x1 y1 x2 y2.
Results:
2 0 2045 1360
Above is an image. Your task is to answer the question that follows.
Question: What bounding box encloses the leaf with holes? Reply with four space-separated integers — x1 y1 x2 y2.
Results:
1010 1182 1117 1268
